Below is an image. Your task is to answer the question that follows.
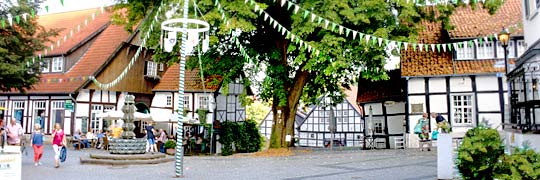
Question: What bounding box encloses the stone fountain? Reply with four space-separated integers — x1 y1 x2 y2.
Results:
107 95 146 154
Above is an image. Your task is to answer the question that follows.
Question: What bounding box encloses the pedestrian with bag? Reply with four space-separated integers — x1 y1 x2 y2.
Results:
51 123 66 168
414 113 430 141
31 123 44 166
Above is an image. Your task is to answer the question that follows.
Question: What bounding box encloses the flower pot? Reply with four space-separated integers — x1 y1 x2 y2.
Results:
166 148 175 155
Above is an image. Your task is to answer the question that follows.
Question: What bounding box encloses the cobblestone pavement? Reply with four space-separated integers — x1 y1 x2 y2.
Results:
21 147 436 180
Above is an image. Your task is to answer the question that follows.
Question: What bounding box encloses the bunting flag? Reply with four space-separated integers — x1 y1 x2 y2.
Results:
272 0 521 52
90 1 166 89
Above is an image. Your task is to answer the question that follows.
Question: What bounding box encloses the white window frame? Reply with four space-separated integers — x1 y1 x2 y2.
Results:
517 40 527 58
477 41 494 59
456 42 475 60
183 95 190 109
90 105 103 134
42 59 50 72
159 63 164 71
51 57 63 72
166 95 172 106
50 101 65 133
198 95 209 109
146 61 157 76
496 40 515 59
451 94 475 125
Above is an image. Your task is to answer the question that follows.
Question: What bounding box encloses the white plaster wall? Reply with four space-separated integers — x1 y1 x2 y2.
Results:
366 103 383 115
408 95 426 113
476 76 499 91
408 78 425 94
76 103 89 117
116 92 126 110
91 90 101 102
387 115 405 134
150 108 172 122
151 92 172 108
408 115 423 133
429 78 446 93
216 94 226 111
479 113 502 129
477 93 501 112
0 96 7 100
429 95 447 113
109 91 116 103
10 96 27 100
523 5 540 47
385 102 405 114
450 77 472 92
29 96 48 99
101 90 109 103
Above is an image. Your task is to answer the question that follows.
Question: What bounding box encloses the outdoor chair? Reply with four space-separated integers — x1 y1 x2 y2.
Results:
102 136 109 150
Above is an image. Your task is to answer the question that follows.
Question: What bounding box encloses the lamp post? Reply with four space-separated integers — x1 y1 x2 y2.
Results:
498 28 510 125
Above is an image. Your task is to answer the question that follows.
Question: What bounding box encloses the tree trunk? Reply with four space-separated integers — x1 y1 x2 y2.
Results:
269 41 310 148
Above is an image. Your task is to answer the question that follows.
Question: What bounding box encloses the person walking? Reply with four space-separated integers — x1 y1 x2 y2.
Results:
145 122 157 153
6 118 23 146
31 123 44 166
414 113 430 141
51 123 66 168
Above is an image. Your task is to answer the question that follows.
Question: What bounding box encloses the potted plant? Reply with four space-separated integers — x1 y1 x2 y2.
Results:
164 140 176 155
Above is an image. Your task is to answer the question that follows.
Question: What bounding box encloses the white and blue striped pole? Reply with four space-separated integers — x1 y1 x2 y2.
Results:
175 0 189 177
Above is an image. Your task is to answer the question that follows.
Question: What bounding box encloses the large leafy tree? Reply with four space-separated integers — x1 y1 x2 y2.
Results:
0 1 58 92
116 0 502 148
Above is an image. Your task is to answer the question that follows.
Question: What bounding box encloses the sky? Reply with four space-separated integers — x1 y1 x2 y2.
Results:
37 0 117 15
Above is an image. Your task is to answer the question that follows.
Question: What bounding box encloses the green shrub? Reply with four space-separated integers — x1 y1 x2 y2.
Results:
218 119 263 156
457 126 505 180
235 119 262 153
218 121 236 156
164 140 176 149
495 146 540 180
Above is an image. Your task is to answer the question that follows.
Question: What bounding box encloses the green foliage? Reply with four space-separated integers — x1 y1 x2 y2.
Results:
234 119 263 153
164 139 176 149
494 146 540 180
218 119 262 156
0 1 59 92
196 109 209 123
246 99 271 124
117 0 504 148
217 121 236 156
457 126 505 180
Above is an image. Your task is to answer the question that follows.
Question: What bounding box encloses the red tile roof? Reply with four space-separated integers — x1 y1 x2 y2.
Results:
2 8 131 94
357 70 405 103
153 64 221 92
448 0 523 38
38 8 112 55
401 0 521 77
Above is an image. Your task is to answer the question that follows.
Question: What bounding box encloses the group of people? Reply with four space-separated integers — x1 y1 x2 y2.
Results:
415 112 451 141
144 122 168 153
72 129 107 149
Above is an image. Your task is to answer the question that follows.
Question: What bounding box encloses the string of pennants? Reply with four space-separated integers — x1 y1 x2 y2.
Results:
30 1 164 85
214 0 263 86
90 1 166 89
255 0 521 53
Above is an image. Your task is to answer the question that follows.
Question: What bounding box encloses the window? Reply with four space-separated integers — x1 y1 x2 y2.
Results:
374 122 383 134
477 41 494 59
42 59 50 72
90 105 103 134
0 101 5 118
159 63 164 71
51 57 63 72
183 95 190 109
146 61 157 76
33 101 46 131
166 95 172 106
452 95 474 124
496 41 515 58
198 95 209 109
51 101 65 133
517 40 527 57
12 101 25 126
456 42 474 60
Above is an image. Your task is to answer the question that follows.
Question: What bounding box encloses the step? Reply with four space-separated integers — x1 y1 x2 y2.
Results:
80 156 175 166
89 153 166 160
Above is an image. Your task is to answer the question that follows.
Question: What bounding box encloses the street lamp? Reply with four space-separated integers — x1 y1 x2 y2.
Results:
498 28 510 125
498 28 510 74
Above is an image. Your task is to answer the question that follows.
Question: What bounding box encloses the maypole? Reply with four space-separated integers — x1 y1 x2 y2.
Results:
175 0 189 177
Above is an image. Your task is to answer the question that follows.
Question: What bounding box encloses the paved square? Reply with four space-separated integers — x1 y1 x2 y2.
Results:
22 147 436 180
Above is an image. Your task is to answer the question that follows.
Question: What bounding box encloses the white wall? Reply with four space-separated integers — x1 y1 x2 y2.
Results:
449 77 472 92
408 78 425 94
523 2 540 47
504 131 540 153
429 78 446 93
